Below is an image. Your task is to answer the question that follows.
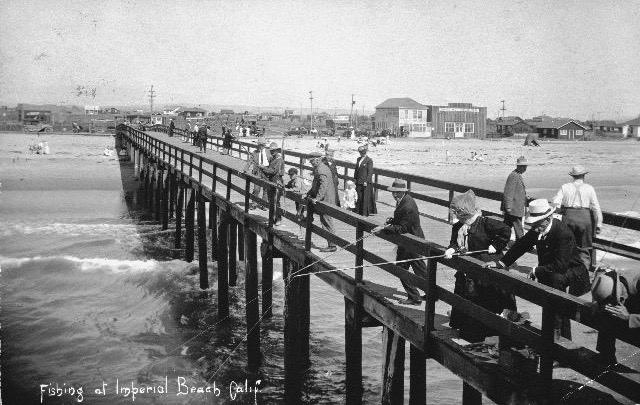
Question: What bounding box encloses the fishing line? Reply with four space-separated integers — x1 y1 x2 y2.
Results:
597 191 640 265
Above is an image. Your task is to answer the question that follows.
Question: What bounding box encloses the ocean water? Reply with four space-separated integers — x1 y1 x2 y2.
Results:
0 134 462 405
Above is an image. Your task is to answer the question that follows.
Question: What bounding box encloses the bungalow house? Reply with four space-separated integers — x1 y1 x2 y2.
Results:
621 117 640 138
495 116 533 135
535 119 588 139
587 120 622 133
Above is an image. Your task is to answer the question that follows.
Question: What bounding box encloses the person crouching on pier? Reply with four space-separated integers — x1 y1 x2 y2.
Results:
486 199 591 340
445 190 516 342
372 179 427 306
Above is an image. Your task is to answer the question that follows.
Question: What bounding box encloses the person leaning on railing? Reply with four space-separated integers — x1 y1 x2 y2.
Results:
305 152 338 252
486 199 591 341
591 266 640 366
444 189 517 342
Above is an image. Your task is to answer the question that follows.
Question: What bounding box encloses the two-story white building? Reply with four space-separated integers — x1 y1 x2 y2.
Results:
374 98 431 137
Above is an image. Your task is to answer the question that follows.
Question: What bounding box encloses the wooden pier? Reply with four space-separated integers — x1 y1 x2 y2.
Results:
117 123 640 404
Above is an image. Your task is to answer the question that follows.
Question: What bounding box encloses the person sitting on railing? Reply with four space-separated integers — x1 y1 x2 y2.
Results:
258 142 285 226
591 265 640 366
486 199 591 340
445 189 516 342
371 179 427 306
306 152 338 252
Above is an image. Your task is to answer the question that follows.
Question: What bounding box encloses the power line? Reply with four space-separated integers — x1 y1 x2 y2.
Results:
148 85 156 114
500 100 507 119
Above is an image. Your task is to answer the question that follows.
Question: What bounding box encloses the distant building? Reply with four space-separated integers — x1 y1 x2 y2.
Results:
101 107 120 115
163 106 182 115
587 120 622 133
621 117 640 138
220 109 235 115
283 109 294 118
430 103 487 139
326 115 351 132
496 116 533 135
374 98 431 137
17 103 52 124
85 105 100 115
535 119 588 139
178 107 207 118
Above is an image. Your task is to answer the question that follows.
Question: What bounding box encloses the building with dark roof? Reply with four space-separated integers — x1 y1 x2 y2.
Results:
535 119 589 139
621 117 640 138
495 116 533 135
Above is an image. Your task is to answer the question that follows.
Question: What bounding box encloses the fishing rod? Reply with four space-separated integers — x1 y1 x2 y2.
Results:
291 249 490 278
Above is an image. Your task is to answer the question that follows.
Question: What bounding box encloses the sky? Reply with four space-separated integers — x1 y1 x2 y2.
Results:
1 0 639 120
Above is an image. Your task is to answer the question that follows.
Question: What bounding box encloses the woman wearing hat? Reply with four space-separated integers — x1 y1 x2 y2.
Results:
372 179 427 305
552 165 603 271
445 190 516 342
488 199 591 339
591 266 640 365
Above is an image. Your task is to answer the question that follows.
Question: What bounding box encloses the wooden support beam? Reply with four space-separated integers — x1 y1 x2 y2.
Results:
284 258 309 404
261 242 273 319
169 169 175 220
162 170 170 230
197 189 208 289
409 345 426 405
462 382 482 405
174 182 184 252
146 165 154 213
185 187 195 262
229 219 237 287
540 306 556 397
381 327 405 405
237 224 245 262
210 203 218 261
217 211 229 320
155 167 163 221
244 225 260 370
345 297 363 405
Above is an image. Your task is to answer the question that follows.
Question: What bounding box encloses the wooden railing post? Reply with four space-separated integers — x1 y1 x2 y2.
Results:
210 199 218 261
448 189 455 223
540 306 556 393
169 168 176 220
244 222 260 369
174 180 184 252
162 169 170 230
185 186 195 262
346 221 365 405
197 189 208 289
374 173 380 201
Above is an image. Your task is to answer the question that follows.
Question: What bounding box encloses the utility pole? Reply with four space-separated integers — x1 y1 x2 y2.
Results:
350 94 355 128
309 91 313 132
500 100 506 119
148 85 156 115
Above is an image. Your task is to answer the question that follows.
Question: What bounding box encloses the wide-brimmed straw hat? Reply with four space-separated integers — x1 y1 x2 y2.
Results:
524 199 554 224
591 266 626 304
450 190 480 219
267 142 281 152
569 165 588 177
516 156 528 166
358 145 368 152
387 178 409 192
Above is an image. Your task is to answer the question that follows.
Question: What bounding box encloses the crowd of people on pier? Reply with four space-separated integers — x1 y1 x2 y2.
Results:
160 126 637 366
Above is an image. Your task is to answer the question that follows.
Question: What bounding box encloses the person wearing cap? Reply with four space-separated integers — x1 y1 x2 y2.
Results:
552 165 603 271
371 179 427 305
197 124 208 153
487 199 591 339
445 190 516 342
259 142 285 226
306 152 338 252
323 149 341 206
591 266 640 365
245 139 269 210
285 167 307 220
501 156 529 240
354 144 377 216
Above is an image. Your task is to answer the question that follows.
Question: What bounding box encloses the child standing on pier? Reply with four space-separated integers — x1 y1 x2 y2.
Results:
343 180 358 212
285 167 307 221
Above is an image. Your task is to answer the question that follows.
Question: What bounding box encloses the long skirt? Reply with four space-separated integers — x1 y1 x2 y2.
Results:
356 184 377 216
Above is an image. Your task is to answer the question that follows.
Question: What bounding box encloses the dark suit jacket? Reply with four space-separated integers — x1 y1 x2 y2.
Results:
382 194 424 260
501 170 526 217
502 218 584 276
449 216 511 262
260 155 284 185
355 155 373 185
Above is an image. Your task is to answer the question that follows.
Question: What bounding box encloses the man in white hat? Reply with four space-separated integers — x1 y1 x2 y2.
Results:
372 179 427 305
552 165 602 271
306 152 339 252
501 156 529 240
591 266 640 365
487 198 590 339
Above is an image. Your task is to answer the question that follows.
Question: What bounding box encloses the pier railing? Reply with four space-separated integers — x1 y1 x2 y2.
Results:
124 123 640 404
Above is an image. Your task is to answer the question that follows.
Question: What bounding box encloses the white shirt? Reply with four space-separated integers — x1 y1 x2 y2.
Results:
552 179 603 227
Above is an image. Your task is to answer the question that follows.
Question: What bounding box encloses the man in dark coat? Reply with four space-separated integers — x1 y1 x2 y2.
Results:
168 119 175 137
372 179 427 305
197 125 208 153
306 152 338 252
488 199 591 339
258 142 285 226
323 149 341 206
244 139 268 210
222 129 234 155
445 190 515 342
501 156 528 240
354 144 376 216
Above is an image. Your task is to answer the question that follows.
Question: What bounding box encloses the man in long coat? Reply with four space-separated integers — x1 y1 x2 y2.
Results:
354 145 376 216
501 156 528 240
372 179 427 305
259 142 285 226
168 119 175 137
306 152 338 252
324 149 341 206
244 139 268 210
